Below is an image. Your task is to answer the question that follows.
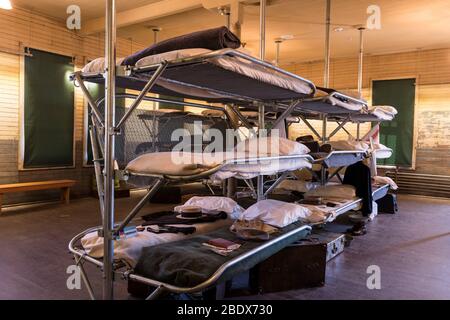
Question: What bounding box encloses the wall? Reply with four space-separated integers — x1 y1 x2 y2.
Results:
0 7 146 205
284 48 450 175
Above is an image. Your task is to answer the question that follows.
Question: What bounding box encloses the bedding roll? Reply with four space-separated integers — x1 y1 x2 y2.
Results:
122 26 241 66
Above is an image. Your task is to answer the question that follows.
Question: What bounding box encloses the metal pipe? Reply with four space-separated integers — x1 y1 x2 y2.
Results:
322 115 328 143
324 0 331 87
299 115 322 140
74 255 96 300
114 179 164 235
89 126 105 218
103 0 116 300
264 172 290 197
259 0 266 61
270 100 300 133
74 73 104 127
152 28 161 44
357 27 365 96
115 61 168 130
328 116 350 140
275 40 282 66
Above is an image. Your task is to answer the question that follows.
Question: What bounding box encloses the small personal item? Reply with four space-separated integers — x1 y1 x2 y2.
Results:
300 196 323 205
230 219 277 241
118 226 138 239
146 225 196 235
178 205 204 219
203 238 241 256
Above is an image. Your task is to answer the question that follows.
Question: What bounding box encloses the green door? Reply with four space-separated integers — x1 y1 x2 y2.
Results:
372 79 416 167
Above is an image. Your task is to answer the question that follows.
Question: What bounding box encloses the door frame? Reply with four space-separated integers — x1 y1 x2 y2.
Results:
369 76 419 170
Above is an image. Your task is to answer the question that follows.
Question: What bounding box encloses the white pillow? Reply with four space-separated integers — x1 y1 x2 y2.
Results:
174 196 244 219
239 199 313 228
235 137 310 156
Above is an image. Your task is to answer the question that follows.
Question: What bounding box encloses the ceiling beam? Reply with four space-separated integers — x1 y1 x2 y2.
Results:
82 0 203 35
82 0 255 35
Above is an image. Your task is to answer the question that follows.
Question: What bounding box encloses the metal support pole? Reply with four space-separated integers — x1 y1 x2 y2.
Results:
75 74 104 127
299 115 322 141
275 40 282 66
324 0 331 87
259 0 266 61
270 100 299 133
328 116 350 140
89 126 105 218
116 61 168 130
152 28 161 44
115 179 164 234
322 116 328 143
357 27 365 97
103 0 116 300
258 0 266 202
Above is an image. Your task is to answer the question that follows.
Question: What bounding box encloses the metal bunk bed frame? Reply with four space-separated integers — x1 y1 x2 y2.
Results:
71 0 321 300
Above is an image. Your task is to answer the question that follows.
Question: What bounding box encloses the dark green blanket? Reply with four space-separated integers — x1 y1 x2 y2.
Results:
134 222 311 288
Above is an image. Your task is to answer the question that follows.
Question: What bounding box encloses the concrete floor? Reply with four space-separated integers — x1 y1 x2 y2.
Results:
0 193 449 300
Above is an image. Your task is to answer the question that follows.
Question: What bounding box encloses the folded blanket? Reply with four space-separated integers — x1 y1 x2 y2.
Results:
122 26 241 66
329 140 369 151
373 176 398 190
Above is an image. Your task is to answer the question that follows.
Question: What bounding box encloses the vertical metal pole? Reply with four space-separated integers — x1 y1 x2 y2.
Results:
324 0 331 87
322 116 327 143
103 0 116 300
152 28 161 44
275 40 282 66
259 0 266 61
257 0 267 201
225 12 231 29
357 27 365 97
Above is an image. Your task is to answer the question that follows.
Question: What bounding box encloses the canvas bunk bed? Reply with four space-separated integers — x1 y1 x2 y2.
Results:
69 22 334 299
272 88 397 223
69 9 397 297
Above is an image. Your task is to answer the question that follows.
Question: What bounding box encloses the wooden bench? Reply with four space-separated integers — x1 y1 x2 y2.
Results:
0 180 77 213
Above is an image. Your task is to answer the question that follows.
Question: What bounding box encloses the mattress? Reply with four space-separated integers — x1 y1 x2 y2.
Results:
82 48 314 98
125 151 312 180
134 222 311 288
81 218 232 267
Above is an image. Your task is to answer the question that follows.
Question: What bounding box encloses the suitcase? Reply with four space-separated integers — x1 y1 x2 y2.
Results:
376 193 398 214
249 231 345 294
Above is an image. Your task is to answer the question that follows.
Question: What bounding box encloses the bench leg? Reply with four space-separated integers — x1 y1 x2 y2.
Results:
61 187 70 204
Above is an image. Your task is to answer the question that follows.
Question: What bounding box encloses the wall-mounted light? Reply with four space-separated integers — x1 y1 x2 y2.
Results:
0 0 12 10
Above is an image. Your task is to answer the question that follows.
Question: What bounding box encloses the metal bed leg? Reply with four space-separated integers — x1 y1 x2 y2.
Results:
299 115 322 141
270 100 300 134
145 285 167 300
74 255 96 300
115 178 165 234
103 0 116 300
264 171 290 197
89 127 105 219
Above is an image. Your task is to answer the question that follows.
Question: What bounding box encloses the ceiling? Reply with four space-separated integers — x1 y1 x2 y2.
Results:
12 0 450 64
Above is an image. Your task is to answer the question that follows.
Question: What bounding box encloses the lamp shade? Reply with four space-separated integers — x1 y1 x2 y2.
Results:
0 0 12 10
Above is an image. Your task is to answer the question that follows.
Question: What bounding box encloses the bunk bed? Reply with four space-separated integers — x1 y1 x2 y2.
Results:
70 22 398 299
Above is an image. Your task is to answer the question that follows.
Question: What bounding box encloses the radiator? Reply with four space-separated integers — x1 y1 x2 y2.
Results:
386 171 450 198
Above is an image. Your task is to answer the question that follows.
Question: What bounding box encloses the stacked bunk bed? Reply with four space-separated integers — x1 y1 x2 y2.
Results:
69 27 398 300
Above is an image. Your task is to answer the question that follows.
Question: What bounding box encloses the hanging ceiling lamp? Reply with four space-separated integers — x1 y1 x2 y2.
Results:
0 0 12 10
